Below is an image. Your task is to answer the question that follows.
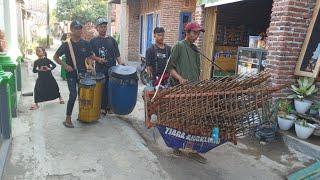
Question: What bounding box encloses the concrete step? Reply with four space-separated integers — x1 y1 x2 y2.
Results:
281 130 320 160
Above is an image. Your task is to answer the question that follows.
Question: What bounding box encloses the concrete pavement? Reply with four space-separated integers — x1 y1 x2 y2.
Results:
3 43 316 180
3 55 169 179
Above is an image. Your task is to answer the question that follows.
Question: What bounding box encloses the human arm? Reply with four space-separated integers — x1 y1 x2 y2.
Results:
145 47 153 78
48 59 57 70
32 60 39 73
167 42 187 84
113 38 125 65
170 69 187 84
53 43 73 72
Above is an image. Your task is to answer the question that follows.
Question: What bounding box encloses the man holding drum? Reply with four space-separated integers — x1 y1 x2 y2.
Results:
90 17 125 115
53 20 94 128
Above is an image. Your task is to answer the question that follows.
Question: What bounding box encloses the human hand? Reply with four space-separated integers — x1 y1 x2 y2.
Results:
43 66 51 71
147 72 152 79
64 64 74 72
99 58 107 64
178 77 188 84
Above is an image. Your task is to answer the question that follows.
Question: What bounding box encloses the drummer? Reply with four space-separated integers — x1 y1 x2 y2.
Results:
90 17 125 115
166 22 207 163
53 20 94 128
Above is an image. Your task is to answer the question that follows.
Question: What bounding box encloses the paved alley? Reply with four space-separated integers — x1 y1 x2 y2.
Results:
2 45 316 180
3 51 169 180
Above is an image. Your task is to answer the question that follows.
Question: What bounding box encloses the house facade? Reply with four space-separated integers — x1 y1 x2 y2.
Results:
109 0 197 62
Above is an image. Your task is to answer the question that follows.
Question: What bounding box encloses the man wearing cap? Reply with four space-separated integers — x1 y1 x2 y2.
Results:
53 20 93 128
166 22 207 163
90 17 124 115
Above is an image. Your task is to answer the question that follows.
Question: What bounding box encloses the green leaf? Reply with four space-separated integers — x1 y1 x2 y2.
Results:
306 85 316 96
297 78 303 88
287 94 298 99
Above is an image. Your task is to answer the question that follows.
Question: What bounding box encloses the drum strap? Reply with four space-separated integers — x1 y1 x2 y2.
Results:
67 39 78 72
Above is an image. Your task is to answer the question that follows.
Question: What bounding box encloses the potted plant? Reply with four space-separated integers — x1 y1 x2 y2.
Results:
311 101 320 117
287 77 318 114
295 119 316 139
277 99 296 130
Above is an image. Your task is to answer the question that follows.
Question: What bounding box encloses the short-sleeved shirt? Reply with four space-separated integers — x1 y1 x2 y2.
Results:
90 36 120 74
167 40 200 85
55 39 92 78
146 44 171 79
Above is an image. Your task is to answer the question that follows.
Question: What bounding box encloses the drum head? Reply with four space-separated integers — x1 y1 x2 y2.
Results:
93 72 105 80
109 65 137 79
80 77 96 86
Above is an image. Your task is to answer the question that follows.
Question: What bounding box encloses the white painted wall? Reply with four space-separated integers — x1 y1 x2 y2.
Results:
0 0 4 30
3 0 20 58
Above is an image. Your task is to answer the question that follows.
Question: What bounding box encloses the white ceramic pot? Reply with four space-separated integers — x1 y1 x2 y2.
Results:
313 124 320 136
277 115 295 130
294 99 312 114
295 122 315 139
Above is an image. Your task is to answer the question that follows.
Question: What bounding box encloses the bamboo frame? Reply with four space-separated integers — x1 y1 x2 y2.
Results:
294 0 320 78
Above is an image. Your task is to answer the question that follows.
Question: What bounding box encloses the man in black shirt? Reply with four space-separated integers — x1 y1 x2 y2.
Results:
53 20 93 128
145 27 171 86
90 17 124 115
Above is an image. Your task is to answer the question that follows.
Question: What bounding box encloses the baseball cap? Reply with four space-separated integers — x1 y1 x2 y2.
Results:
96 17 108 25
185 22 205 32
70 20 83 29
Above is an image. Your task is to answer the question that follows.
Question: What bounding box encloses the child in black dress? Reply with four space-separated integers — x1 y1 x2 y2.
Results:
30 47 64 110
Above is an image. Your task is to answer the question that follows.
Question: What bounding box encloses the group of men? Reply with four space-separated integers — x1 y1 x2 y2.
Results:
53 18 206 163
53 18 124 128
146 22 206 163
146 22 203 86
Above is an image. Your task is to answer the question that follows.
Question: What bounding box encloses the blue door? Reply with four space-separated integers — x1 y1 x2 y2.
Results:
179 12 192 40
146 14 153 49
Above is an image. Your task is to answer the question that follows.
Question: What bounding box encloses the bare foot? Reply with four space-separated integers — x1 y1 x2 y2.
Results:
29 104 39 110
59 98 65 104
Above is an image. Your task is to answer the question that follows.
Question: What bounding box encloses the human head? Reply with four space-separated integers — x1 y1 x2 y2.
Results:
36 46 47 58
70 20 83 38
185 22 205 43
153 27 165 45
96 17 108 37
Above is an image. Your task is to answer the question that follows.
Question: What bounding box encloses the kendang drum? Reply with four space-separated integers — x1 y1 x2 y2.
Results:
91 72 105 112
78 73 104 123
108 65 138 115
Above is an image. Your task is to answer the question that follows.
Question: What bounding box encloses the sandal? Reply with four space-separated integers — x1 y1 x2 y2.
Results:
101 110 107 116
106 108 113 114
29 104 39 110
187 152 208 164
63 121 74 128
59 99 65 104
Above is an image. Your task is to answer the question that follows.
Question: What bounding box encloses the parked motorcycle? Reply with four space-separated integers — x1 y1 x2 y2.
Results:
136 56 149 85
137 56 170 88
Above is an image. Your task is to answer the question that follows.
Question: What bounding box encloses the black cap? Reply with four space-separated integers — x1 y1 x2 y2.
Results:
70 20 83 29
96 17 108 25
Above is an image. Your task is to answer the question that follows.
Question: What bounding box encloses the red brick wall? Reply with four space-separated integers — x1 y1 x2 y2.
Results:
195 5 205 50
160 0 197 46
81 22 98 42
128 0 141 61
266 0 317 97
126 0 197 61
